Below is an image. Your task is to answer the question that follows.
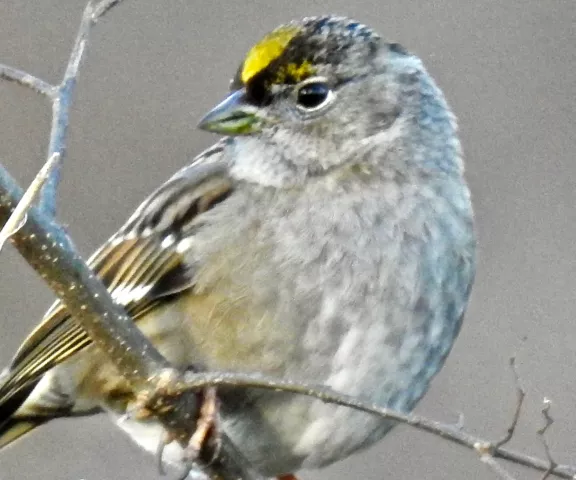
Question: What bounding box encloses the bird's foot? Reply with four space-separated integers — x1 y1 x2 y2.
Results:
129 367 221 477
182 385 221 465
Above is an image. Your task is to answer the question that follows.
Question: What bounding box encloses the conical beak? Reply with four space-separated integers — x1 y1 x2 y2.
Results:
198 90 264 135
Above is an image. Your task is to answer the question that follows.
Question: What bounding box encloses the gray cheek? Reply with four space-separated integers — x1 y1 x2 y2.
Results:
368 103 402 136
228 137 305 187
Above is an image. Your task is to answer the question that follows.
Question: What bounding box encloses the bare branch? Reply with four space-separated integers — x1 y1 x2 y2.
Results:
0 153 60 253
92 0 127 19
0 166 166 381
0 63 55 97
0 163 262 480
0 1 129 217
538 398 558 480
59 0 127 92
495 357 526 448
148 369 576 480
0 0 146 379
454 411 465 431
479 451 519 480
41 0 126 214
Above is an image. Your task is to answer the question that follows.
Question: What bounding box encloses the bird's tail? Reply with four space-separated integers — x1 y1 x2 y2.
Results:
0 416 47 450
0 378 46 449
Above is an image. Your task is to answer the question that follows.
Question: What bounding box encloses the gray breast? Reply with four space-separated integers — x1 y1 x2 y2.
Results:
188 167 475 474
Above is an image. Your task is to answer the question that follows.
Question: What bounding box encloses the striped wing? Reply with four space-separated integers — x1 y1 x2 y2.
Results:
0 142 233 411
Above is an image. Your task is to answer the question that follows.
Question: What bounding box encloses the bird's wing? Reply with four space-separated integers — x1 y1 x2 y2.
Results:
0 141 233 410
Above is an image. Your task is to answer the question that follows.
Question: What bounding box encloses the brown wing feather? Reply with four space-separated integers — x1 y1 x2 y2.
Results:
0 145 233 411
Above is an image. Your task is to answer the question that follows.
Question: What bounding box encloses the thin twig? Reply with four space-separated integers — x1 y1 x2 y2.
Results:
538 398 558 480
0 0 139 375
480 452 519 480
92 0 126 19
0 63 55 97
0 153 60 253
495 357 526 448
0 1 129 217
41 0 127 214
157 370 576 480
454 411 465 431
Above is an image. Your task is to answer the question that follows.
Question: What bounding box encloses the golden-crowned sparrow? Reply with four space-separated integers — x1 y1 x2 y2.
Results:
0 15 476 479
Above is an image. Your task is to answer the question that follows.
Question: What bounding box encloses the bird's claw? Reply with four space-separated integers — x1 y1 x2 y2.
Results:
183 386 221 465
130 367 220 479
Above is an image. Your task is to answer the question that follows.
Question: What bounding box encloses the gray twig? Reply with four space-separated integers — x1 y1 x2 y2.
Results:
0 153 60 253
495 357 526 448
454 411 465 431
538 398 557 480
42 0 128 215
154 370 576 480
480 452 519 480
0 64 55 97
92 0 125 18
0 1 130 218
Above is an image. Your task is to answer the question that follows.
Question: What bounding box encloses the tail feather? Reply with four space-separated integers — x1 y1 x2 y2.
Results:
0 380 38 421
0 379 43 449
0 417 47 449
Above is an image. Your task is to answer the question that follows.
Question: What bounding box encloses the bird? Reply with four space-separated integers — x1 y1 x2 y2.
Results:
0 15 476 479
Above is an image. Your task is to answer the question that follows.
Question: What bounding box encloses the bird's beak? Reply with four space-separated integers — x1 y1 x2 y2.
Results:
198 89 264 135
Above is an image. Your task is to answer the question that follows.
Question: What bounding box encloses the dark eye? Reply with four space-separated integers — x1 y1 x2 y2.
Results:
296 81 333 110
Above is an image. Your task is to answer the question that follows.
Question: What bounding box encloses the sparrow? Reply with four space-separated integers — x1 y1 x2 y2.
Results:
0 15 476 479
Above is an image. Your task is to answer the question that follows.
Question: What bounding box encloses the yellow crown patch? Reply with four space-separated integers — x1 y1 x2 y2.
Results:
241 25 304 84
274 60 314 84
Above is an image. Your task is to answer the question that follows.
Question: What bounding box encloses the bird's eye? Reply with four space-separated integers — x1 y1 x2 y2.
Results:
295 80 334 111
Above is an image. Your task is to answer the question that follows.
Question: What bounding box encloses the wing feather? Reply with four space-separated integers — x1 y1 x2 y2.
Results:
0 143 233 410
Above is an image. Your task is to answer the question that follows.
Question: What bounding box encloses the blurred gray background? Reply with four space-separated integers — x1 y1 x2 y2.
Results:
0 1 575 479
